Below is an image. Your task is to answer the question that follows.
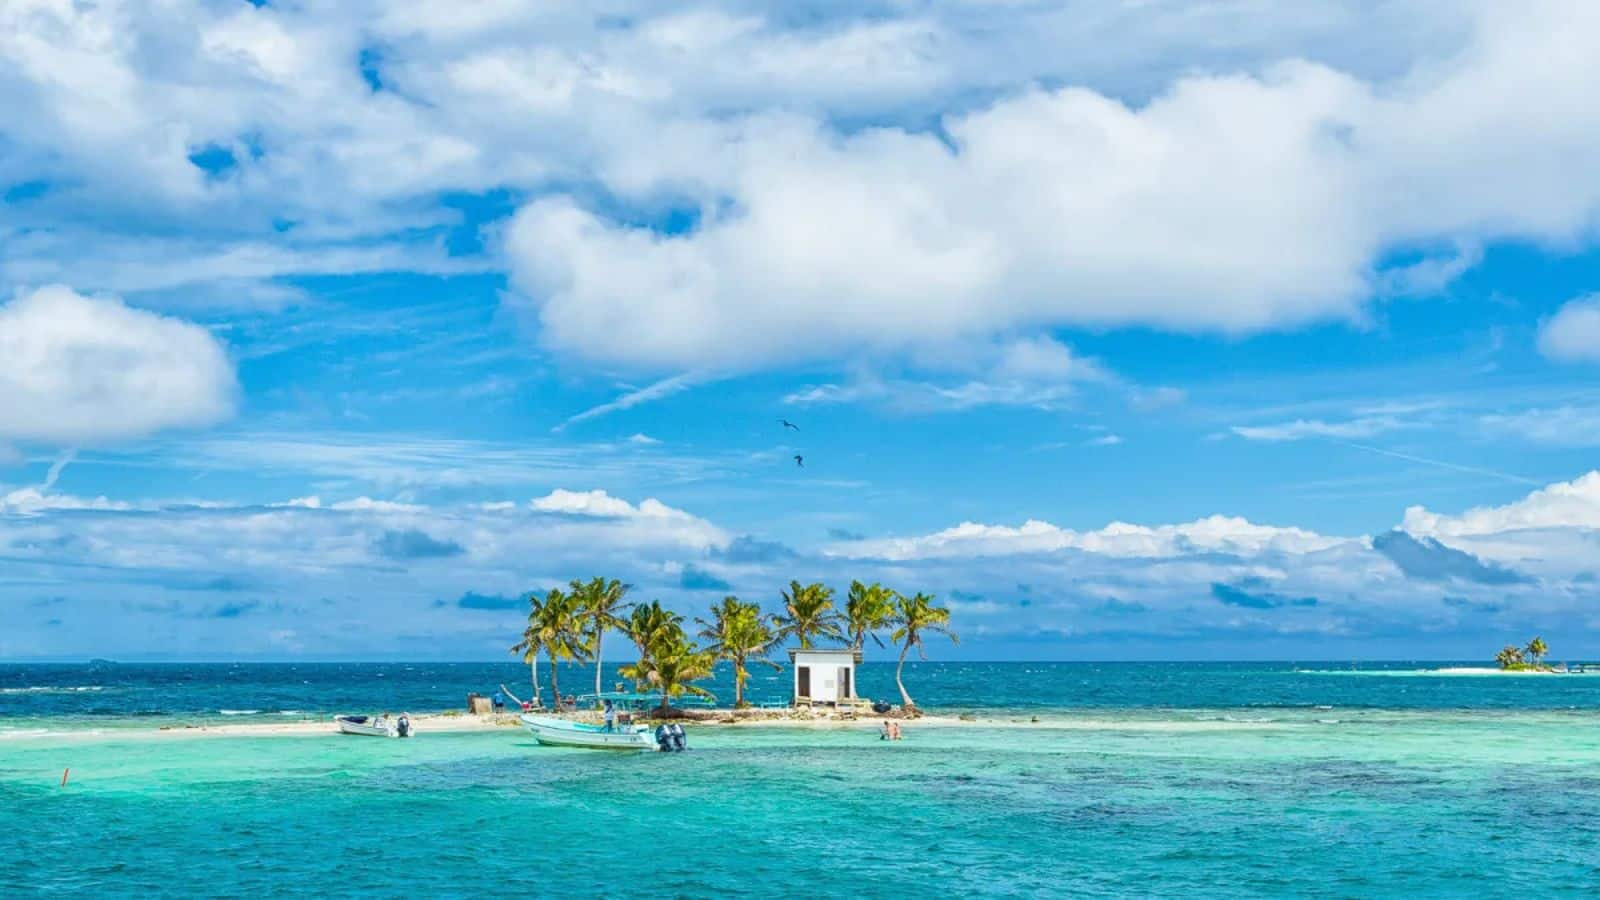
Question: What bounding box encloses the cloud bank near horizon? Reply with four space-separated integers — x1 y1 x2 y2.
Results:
4 473 1597 659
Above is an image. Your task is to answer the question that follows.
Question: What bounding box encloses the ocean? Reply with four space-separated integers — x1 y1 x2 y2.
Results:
5 662 1600 896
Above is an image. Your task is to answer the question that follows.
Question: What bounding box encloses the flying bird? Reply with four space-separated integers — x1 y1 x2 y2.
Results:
793 454 804 468
778 418 800 431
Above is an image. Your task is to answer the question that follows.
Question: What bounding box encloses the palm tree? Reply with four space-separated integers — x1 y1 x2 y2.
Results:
620 625 716 712
774 580 844 649
535 588 588 707
697 596 781 707
508 592 546 708
890 591 958 713
1496 645 1525 670
1525 636 1548 667
621 600 684 685
572 577 632 704
844 580 896 651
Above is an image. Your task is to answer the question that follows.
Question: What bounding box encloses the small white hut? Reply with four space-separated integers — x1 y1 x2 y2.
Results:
788 648 863 706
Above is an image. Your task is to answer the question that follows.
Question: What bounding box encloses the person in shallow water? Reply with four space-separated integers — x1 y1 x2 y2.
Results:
602 699 615 732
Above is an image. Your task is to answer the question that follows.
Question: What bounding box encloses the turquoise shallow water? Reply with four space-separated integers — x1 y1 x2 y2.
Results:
5 664 1600 897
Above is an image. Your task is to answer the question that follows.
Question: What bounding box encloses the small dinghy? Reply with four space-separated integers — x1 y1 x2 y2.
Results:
334 713 412 738
519 715 657 750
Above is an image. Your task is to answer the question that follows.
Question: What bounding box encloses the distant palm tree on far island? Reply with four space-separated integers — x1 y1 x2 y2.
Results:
1496 636 1553 671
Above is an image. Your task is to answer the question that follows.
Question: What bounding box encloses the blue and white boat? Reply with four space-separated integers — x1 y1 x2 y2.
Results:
519 715 656 750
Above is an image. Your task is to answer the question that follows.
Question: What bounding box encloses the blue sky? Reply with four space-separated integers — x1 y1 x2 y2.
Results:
4 0 1600 661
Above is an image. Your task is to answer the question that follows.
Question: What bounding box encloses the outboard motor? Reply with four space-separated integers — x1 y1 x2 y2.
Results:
654 723 672 752
396 714 411 738
670 722 686 752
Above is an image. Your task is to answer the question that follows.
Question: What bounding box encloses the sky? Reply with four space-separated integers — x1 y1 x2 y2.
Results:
3 0 1600 661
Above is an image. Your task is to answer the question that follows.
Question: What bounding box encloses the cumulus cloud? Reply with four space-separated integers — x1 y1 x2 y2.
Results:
2 1 1597 379
532 488 695 522
1538 294 1600 363
505 1 1600 369
1401 471 1600 536
0 286 236 444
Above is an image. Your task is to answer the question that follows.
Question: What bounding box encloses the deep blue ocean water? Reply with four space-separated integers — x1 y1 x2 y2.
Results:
5 662 1600 897
8 660 1600 722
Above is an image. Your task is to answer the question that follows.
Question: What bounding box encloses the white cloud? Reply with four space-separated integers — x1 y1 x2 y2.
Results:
529 488 726 548
828 514 1348 562
0 487 128 515
505 1 1600 369
5 1 1599 371
559 373 702 428
1480 406 1600 446
1231 416 1411 442
0 285 236 444
782 336 1106 412
1402 470 1600 536
1538 294 1600 363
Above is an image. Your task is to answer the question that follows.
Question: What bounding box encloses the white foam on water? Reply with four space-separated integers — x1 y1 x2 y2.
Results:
218 709 261 716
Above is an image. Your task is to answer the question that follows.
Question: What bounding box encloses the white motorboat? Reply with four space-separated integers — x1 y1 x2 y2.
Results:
519 714 657 750
334 713 413 737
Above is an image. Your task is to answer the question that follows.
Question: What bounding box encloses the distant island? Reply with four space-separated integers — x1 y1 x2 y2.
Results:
1496 636 1552 672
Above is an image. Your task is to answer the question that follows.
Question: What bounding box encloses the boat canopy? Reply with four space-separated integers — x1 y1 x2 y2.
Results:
576 691 715 708
582 691 661 702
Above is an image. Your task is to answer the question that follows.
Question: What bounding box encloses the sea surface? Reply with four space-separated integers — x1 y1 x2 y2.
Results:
5 661 1600 897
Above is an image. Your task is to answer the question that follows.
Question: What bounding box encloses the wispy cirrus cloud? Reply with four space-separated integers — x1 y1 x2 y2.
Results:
1230 415 1413 442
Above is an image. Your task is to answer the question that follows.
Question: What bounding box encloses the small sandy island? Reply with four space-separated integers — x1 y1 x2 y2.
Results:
1430 667 1571 676
17 708 983 742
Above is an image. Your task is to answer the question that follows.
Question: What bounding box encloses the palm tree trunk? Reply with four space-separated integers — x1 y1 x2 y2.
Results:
734 658 745 708
550 661 561 711
895 642 914 710
594 628 604 705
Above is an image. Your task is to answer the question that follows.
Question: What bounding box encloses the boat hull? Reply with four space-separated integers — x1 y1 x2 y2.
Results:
334 715 411 737
519 715 656 750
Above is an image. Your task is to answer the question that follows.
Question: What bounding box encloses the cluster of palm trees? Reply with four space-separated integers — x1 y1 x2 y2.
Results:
1495 635 1549 670
510 578 957 713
